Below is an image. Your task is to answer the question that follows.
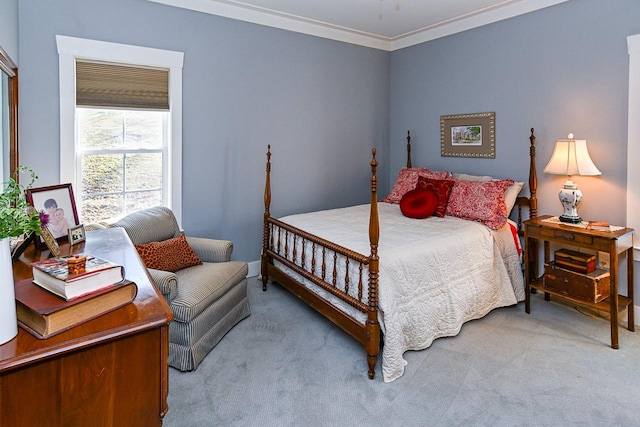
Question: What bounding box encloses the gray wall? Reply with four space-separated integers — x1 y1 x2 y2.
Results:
17 0 390 262
390 0 640 227
0 0 19 63
12 0 640 284
390 0 640 303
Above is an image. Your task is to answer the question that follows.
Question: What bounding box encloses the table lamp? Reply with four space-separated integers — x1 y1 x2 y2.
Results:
543 133 601 223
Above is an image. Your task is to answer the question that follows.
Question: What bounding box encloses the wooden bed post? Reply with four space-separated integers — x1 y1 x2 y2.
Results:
261 145 272 291
366 148 381 380
406 131 412 168
528 128 538 219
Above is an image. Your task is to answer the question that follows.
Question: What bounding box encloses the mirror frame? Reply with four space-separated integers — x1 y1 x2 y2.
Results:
0 44 18 180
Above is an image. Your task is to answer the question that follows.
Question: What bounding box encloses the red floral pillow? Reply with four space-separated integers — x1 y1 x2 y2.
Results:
415 176 455 217
399 188 438 219
382 168 448 204
445 179 514 229
135 234 203 272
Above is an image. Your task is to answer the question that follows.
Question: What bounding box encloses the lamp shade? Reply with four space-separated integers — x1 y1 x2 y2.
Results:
543 135 601 176
543 134 600 223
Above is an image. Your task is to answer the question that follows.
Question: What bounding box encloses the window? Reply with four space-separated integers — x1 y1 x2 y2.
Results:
77 108 167 222
56 36 184 224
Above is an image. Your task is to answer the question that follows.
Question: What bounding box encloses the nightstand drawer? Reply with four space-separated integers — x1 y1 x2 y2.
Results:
537 227 593 245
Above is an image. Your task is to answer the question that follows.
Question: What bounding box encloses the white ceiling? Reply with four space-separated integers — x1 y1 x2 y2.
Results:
148 0 569 51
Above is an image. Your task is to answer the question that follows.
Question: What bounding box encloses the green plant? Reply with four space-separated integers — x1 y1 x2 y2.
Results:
0 166 45 240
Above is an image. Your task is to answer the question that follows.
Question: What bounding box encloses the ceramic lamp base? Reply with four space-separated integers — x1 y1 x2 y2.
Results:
0 237 18 345
558 178 583 224
559 214 583 224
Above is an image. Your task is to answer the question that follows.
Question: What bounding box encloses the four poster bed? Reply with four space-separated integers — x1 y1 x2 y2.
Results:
261 129 538 382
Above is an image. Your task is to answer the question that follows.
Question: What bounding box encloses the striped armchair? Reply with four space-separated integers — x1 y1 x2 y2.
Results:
111 206 250 371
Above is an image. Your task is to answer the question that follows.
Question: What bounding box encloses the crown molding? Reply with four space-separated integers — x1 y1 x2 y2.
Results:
148 0 569 51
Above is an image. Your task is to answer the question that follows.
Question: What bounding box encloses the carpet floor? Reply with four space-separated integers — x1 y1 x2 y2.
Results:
164 277 640 427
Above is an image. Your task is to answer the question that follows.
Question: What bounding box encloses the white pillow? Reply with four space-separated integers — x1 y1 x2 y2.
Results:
452 173 524 213
452 173 492 181
503 181 525 213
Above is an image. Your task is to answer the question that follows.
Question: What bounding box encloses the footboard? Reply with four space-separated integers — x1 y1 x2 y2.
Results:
264 217 371 314
261 146 381 379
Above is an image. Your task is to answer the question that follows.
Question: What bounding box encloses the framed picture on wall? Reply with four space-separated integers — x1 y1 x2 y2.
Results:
440 112 495 158
27 183 80 247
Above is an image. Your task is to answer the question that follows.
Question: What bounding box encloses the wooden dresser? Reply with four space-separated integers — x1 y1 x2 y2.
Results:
0 227 173 427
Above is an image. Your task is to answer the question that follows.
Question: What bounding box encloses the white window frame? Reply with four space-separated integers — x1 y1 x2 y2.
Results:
627 34 640 262
56 35 184 224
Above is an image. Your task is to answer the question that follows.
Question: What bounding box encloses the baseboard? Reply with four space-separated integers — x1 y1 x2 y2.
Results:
247 260 260 278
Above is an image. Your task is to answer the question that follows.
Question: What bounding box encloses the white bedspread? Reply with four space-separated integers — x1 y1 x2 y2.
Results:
277 203 524 382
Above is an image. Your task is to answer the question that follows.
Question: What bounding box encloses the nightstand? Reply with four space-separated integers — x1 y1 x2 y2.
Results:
524 215 635 348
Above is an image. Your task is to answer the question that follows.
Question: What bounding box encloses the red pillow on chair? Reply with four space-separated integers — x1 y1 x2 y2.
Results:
415 176 455 218
135 234 203 272
400 188 439 219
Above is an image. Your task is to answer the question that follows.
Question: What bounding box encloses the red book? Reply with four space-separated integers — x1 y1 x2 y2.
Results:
15 278 137 339
554 248 596 274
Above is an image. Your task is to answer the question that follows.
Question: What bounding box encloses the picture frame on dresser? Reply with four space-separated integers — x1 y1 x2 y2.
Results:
26 183 80 246
68 224 86 245
441 112 495 158
40 226 62 257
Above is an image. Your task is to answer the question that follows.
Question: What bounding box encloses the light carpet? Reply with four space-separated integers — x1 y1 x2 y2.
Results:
164 277 640 426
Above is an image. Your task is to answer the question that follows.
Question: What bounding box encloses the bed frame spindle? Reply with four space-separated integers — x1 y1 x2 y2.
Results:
261 145 272 291
528 128 538 219
406 131 412 168
366 148 381 379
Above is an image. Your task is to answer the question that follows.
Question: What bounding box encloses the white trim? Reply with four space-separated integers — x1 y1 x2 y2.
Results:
56 35 185 224
147 0 568 52
390 0 570 51
247 260 260 278
627 34 640 262
148 0 390 51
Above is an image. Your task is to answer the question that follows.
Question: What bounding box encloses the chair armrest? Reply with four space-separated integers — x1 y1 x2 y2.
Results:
147 268 178 303
84 222 109 231
186 236 233 263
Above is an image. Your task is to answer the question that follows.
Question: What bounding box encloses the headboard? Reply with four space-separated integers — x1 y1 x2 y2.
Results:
403 128 538 232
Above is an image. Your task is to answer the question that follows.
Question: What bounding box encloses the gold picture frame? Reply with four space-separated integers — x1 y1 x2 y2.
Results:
440 112 495 158
40 226 61 257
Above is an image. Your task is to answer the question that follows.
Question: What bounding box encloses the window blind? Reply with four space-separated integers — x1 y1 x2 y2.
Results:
75 61 169 110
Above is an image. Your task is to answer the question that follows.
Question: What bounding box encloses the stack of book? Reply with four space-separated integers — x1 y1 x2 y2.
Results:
31 255 125 300
15 254 137 339
553 248 596 274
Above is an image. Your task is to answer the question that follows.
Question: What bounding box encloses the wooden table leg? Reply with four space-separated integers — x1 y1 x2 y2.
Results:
524 236 534 314
628 247 635 332
543 241 551 301
610 242 619 349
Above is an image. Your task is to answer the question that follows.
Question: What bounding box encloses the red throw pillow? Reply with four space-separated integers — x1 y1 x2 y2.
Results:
415 176 455 217
382 168 448 204
400 188 438 219
445 179 514 229
135 234 203 272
